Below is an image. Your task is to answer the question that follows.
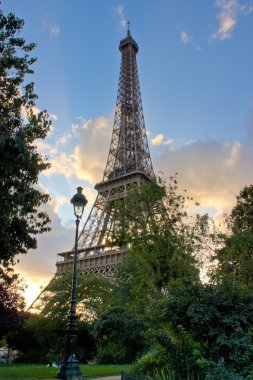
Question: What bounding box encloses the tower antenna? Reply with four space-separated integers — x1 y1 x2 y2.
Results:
127 21 131 35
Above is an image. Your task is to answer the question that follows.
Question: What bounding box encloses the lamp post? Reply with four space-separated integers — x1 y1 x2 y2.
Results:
57 186 87 380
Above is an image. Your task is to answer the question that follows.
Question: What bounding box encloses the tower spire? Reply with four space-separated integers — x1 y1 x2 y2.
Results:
127 21 131 36
56 31 154 276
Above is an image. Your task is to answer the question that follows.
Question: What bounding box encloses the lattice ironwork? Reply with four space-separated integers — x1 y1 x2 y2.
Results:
57 28 154 275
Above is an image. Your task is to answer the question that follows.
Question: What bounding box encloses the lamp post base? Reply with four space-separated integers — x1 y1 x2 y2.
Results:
56 354 84 380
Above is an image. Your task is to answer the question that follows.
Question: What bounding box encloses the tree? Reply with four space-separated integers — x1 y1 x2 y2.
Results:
0 278 26 340
108 177 253 378
134 282 253 379
110 176 206 313
231 185 253 233
162 282 253 378
0 8 51 281
93 306 146 364
6 312 96 364
7 314 67 363
213 185 253 291
36 271 113 322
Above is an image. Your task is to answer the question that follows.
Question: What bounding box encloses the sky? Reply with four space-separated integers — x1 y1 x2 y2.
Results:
2 0 253 306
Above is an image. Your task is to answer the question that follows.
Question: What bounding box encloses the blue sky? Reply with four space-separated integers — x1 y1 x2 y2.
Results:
2 0 253 304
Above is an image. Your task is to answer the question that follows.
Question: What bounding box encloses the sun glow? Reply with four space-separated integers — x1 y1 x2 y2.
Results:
22 277 51 309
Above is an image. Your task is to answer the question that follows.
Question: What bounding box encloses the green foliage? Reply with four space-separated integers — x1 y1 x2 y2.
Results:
0 8 51 280
205 358 243 380
231 185 253 233
8 273 112 364
95 345 129 365
213 185 253 291
6 314 65 363
110 176 205 313
0 278 26 339
133 347 168 376
154 282 253 378
146 367 176 380
38 271 113 321
214 230 253 289
3 167 251 379
93 306 146 364
6 313 95 364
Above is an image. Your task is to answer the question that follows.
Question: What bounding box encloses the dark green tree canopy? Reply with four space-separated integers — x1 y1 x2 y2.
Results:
231 185 253 233
93 306 146 364
160 282 253 378
213 185 253 290
0 278 26 339
35 271 113 322
0 8 51 280
110 176 206 309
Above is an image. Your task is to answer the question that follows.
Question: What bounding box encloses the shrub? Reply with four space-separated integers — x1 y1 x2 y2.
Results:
95 345 127 364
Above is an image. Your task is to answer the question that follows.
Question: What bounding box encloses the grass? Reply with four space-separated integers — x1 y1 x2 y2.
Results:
0 363 132 379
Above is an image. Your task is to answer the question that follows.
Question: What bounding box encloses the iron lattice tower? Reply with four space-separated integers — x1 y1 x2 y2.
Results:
57 28 154 276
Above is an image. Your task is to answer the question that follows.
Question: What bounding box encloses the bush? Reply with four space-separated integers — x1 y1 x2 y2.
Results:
205 359 243 380
95 345 127 364
93 307 146 364
133 347 168 376
147 367 175 380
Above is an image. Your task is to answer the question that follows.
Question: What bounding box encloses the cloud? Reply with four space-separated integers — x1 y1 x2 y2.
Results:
52 193 69 213
58 132 72 145
73 116 112 183
116 4 127 28
225 140 241 166
165 138 174 145
211 0 253 41
38 112 253 221
49 113 58 121
36 138 76 179
37 115 112 185
181 30 193 44
179 29 202 51
49 24 60 37
42 20 60 37
49 152 76 178
153 139 253 219
151 134 164 145
151 133 174 146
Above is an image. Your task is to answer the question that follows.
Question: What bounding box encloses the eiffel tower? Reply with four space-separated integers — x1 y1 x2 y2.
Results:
56 26 154 276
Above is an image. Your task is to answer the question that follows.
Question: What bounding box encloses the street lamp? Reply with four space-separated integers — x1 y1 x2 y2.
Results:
57 186 88 380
